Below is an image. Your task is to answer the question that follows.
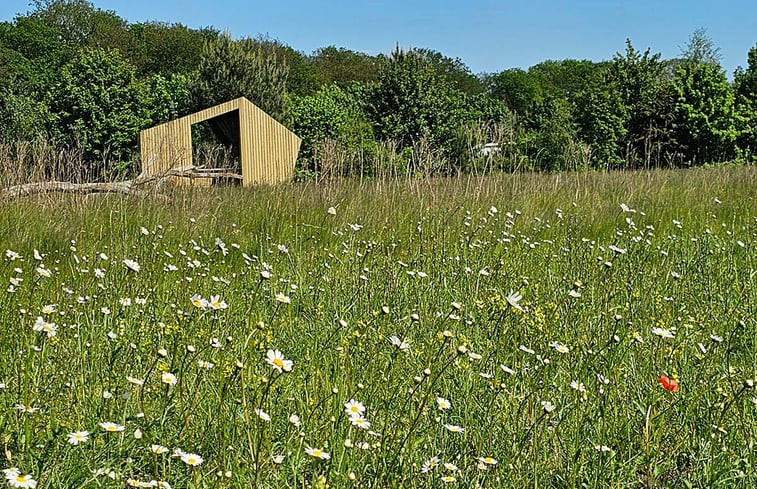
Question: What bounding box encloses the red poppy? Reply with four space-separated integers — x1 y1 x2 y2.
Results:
658 375 679 392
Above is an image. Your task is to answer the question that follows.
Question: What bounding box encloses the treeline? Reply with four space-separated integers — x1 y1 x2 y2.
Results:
1 0 757 180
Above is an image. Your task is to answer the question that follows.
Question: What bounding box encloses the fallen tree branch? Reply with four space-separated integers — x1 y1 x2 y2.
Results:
0 165 240 201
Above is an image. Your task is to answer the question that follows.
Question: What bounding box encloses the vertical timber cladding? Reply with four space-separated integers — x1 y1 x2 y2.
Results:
139 97 301 186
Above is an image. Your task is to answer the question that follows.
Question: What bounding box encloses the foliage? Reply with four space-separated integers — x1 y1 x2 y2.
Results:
290 83 375 173
680 27 722 66
734 44 757 155
47 47 150 176
671 61 737 163
608 40 677 166
0 89 53 141
191 33 289 121
414 47 484 95
144 72 192 124
0 2 754 176
573 70 628 167
368 47 467 153
310 46 385 89
484 68 545 117
526 97 583 171
129 22 216 76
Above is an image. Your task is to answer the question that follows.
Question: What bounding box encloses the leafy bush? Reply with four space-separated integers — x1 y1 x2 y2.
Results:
47 47 150 177
367 47 468 154
290 83 375 176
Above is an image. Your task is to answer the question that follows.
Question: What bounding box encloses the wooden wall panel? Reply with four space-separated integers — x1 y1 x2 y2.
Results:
140 97 300 187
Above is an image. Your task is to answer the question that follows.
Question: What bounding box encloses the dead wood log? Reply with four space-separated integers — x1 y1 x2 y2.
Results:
0 164 236 201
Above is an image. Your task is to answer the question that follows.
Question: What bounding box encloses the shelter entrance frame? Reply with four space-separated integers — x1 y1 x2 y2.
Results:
190 108 243 185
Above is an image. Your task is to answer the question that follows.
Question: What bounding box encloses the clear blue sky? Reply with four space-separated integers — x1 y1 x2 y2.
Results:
2 0 755 76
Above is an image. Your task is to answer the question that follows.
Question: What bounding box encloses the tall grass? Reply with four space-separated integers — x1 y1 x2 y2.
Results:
0 166 755 488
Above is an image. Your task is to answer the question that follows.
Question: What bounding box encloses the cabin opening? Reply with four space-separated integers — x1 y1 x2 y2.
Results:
190 109 243 186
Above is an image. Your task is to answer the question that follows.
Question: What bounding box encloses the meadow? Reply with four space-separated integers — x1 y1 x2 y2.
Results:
0 166 755 488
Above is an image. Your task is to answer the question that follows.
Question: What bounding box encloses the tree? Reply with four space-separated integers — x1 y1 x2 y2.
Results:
47 47 150 176
680 27 722 66
734 44 757 155
527 97 582 171
130 22 217 76
290 83 374 173
367 47 466 151
310 46 384 88
528 59 606 100
192 33 288 121
608 40 676 166
30 0 98 46
484 68 544 117
671 61 737 163
0 16 73 88
574 70 627 167
413 48 484 95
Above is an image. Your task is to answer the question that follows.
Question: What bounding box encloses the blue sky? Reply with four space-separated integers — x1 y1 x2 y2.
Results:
2 1 755 76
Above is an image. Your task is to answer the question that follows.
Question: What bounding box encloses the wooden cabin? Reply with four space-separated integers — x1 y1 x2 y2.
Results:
139 97 300 186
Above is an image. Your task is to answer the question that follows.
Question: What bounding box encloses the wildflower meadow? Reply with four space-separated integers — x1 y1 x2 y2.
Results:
0 167 755 488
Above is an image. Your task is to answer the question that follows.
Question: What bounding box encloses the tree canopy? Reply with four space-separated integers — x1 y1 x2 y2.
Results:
0 1 754 178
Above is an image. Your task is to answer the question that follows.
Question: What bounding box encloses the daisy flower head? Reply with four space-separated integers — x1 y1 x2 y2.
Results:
305 446 330 460
5 472 37 488
344 399 365 417
505 290 524 312
652 327 675 339
265 349 293 373
477 456 498 466
541 400 556 414
190 294 207 309
151 444 169 454
274 292 291 304
349 416 371 429
436 397 451 410
254 408 271 422
549 341 569 354
441 475 457 483
421 456 440 473
389 335 411 352
99 421 125 432
180 452 204 466
122 259 141 272
32 317 57 338
443 424 465 433
208 295 227 310
161 372 177 386
197 360 214 370
126 375 145 386
67 430 90 445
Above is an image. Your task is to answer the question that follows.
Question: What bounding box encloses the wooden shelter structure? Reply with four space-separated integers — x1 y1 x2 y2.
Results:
139 97 300 186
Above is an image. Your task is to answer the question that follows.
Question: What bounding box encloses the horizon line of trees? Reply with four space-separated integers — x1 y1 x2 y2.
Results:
1 0 757 181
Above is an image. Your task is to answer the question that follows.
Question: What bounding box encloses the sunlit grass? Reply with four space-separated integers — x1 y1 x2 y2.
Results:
0 166 755 488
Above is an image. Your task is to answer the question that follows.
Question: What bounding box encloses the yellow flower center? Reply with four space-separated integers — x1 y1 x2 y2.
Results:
273 358 283 367
313 450 322 457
